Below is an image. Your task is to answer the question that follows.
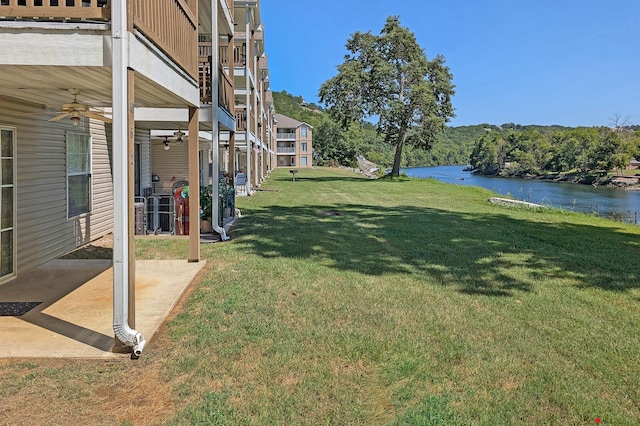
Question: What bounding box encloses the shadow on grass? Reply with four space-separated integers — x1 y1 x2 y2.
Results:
271 175 368 183
233 202 640 297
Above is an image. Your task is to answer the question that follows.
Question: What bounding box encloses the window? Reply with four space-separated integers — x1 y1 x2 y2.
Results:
0 127 15 281
300 126 307 137
67 132 92 218
301 142 307 152
301 156 308 166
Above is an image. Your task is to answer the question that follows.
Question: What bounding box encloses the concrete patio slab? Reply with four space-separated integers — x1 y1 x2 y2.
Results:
0 258 206 359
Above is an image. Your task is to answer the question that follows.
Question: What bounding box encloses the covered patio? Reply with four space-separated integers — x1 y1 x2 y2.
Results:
0 255 205 358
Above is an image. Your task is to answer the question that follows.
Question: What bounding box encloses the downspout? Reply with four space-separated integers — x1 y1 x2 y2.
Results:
112 0 145 356
245 3 252 195
259 77 265 182
253 53 259 185
211 0 229 240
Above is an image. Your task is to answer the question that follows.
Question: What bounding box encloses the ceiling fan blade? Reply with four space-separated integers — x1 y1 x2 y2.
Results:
83 112 112 123
49 113 70 122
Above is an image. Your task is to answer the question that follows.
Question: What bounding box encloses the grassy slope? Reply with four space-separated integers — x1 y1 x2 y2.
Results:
163 168 640 425
1 167 638 425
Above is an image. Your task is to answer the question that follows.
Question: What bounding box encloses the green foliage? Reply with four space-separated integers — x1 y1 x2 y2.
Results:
469 125 636 178
272 90 326 129
272 89 640 175
312 120 359 167
272 90 377 168
200 185 212 220
319 16 455 176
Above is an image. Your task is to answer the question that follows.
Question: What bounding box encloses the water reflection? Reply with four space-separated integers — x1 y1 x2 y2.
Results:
403 165 640 223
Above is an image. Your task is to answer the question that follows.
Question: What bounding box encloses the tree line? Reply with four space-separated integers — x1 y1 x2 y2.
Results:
469 126 640 178
273 90 482 169
272 91 640 176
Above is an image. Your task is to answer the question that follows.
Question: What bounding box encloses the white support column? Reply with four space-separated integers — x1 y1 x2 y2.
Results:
112 0 129 338
259 78 265 182
111 0 145 356
245 3 252 194
253 54 259 186
210 0 229 240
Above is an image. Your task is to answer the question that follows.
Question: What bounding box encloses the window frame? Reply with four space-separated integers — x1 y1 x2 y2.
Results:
0 125 16 282
66 131 93 219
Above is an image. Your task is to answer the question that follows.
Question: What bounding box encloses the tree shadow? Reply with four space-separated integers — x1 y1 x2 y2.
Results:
271 175 368 183
232 202 640 297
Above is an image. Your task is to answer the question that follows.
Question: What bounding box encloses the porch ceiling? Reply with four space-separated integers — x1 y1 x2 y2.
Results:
199 0 234 37
0 65 196 129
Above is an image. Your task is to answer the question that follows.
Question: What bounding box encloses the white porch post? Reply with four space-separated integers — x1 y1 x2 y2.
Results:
111 0 145 355
112 0 129 350
245 3 252 194
209 0 229 240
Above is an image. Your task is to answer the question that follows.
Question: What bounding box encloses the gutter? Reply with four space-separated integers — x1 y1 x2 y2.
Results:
112 0 145 355
209 0 230 241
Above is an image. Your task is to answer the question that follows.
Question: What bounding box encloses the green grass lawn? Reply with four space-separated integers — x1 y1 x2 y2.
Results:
132 167 640 425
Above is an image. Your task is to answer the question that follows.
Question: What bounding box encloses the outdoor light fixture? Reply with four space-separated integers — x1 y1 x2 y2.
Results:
163 136 171 151
70 111 81 128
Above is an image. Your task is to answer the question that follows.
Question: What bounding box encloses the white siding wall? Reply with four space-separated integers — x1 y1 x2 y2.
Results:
1 98 114 276
150 138 190 193
86 118 114 240
150 137 209 192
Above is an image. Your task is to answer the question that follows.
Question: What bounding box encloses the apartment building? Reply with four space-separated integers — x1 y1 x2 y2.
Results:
223 6 276 194
0 0 274 355
274 114 313 168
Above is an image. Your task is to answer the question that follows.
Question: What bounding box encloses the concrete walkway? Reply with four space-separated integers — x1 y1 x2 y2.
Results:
0 259 206 358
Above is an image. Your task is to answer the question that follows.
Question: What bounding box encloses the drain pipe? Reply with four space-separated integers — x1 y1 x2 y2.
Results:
244 3 253 196
112 0 145 355
211 0 230 241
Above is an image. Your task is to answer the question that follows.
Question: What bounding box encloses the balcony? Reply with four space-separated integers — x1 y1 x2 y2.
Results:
277 147 296 154
235 108 257 133
0 0 198 81
132 0 198 79
0 0 110 20
276 133 296 140
199 42 234 113
233 40 256 77
235 110 247 131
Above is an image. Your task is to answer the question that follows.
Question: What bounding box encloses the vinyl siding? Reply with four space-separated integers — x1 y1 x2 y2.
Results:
150 137 209 193
1 98 114 276
137 128 152 195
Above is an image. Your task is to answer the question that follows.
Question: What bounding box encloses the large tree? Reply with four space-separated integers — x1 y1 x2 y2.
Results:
318 16 455 176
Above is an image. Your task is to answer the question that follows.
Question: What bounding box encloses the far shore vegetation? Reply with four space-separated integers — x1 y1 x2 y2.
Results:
274 90 640 182
2 167 639 425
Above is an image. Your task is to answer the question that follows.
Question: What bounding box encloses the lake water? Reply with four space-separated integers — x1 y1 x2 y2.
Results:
402 165 640 222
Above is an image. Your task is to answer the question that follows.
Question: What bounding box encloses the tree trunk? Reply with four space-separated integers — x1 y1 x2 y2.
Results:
390 131 406 176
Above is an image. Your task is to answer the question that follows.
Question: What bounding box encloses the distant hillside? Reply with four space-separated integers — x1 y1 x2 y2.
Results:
272 91 326 128
271 90 602 169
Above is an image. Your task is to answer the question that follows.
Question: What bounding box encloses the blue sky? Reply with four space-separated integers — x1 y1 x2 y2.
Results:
260 0 640 127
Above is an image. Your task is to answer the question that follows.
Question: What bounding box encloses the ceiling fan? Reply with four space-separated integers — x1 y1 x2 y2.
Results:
48 88 112 128
160 130 185 150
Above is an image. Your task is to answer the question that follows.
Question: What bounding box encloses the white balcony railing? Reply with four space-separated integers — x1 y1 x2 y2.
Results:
277 147 296 154
276 133 296 140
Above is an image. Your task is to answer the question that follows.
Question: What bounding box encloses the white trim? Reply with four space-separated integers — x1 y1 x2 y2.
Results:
129 30 200 106
0 125 17 283
0 22 109 31
65 131 93 219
